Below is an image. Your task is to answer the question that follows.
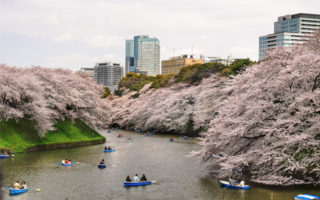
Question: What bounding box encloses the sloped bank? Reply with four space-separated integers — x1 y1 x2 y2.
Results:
0 119 105 153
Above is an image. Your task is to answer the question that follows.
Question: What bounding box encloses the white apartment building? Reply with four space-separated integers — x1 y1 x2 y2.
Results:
259 13 320 60
94 62 124 91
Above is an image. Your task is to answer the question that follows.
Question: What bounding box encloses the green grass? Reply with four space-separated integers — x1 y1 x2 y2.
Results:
0 119 104 152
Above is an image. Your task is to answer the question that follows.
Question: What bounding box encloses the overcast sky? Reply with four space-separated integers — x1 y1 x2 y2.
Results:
0 0 319 71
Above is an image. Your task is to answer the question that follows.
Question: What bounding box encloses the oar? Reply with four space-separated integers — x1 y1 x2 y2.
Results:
98 164 117 167
1 186 10 190
55 162 62 167
94 163 117 167
28 188 41 192
2 187 41 192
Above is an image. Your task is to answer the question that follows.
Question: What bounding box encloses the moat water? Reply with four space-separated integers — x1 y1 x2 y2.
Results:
0 130 318 200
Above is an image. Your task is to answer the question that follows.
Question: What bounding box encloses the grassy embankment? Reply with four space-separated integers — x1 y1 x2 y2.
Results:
0 119 105 152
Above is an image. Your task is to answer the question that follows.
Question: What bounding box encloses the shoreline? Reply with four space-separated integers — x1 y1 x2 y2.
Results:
25 137 106 152
0 119 106 153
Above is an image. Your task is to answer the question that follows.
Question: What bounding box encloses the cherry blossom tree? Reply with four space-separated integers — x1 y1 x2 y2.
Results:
0 65 110 137
194 44 320 186
107 33 320 185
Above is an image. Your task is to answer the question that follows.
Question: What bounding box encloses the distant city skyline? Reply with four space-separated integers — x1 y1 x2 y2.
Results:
0 0 319 71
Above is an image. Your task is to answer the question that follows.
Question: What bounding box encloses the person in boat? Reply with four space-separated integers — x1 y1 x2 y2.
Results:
238 180 245 186
170 138 175 141
107 147 112 150
133 174 139 182
64 158 70 164
128 137 132 142
3 151 7 156
20 181 27 189
13 181 21 189
126 176 132 182
228 177 236 185
104 146 108 150
140 174 147 181
100 159 105 164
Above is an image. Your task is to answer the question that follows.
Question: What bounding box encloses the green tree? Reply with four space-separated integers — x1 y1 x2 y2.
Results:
101 86 111 98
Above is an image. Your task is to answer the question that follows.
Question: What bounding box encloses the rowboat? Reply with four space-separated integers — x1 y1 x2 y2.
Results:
219 180 250 190
9 188 29 195
0 155 9 159
169 139 175 142
98 164 106 168
123 181 152 187
61 163 72 166
103 149 116 153
295 194 320 200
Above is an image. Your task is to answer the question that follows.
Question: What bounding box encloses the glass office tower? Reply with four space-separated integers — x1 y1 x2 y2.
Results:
125 35 160 76
259 13 320 60
125 40 134 74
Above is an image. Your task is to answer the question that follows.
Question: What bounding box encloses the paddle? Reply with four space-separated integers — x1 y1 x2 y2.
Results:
28 188 41 192
97 163 117 167
2 187 41 192
1 186 10 190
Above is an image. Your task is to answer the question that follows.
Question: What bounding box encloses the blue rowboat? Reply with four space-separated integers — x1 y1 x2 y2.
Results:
123 181 152 187
219 180 250 190
295 194 320 200
0 155 9 159
9 188 29 195
103 149 116 153
98 164 106 168
107 130 112 133
61 163 72 166
169 139 175 142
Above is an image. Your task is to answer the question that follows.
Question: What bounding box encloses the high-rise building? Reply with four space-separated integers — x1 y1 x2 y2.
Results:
94 62 124 91
161 54 203 75
125 40 134 74
259 13 320 60
79 67 95 78
125 35 160 76
200 55 236 66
